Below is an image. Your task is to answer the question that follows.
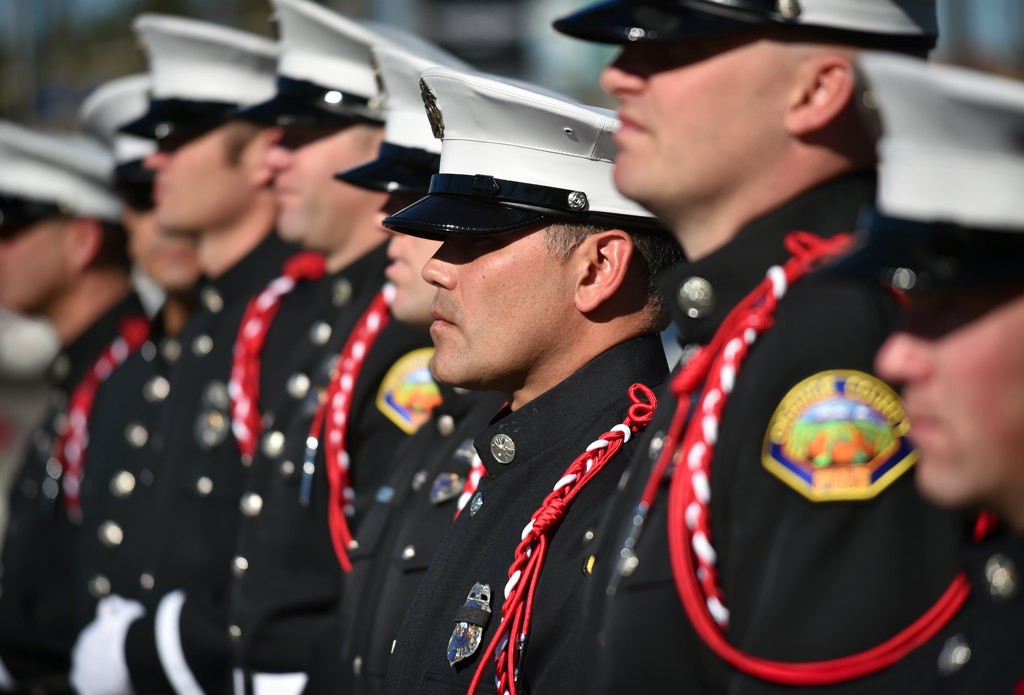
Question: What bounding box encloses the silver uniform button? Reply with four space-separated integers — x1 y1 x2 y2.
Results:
88 574 111 598
262 430 286 459
140 341 157 362
287 373 311 400
41 478 59 499
200 286 224 314
411 470 428 491
310 321 333 346
139 573 155 590
348 539 360 551
125 422 149 449
98 521 124 547
196 476 214 496
45 457 63 480
648 432 665 460
678 276 715 319
229 625 242 640
192 334 214 356
352 655 362 676
333 279 353 307
937 634 971 675
469 491 484 517
144 376 170 403
240 492 264 517
233 556 249 577
51 354 71 381
985 554 1017 600
161 338 182 363
401 545 416 560
280 460 296 476
436 414 456 437
490 434 516 464
110 471 136 497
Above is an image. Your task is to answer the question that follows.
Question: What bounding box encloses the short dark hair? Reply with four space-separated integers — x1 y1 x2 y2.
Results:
90 220 131 272
544 222 684 320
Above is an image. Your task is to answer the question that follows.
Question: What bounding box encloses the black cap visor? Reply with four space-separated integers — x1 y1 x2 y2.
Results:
383 173 665 241
553 0 773 44
120 98 238 150
0 194 66 239
554 0 936 50
236 77 383 128
335 143 441 195
831 210 1024 290
114 160 155 212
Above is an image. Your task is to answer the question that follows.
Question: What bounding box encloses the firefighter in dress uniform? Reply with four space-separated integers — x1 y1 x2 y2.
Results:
552 1 968 692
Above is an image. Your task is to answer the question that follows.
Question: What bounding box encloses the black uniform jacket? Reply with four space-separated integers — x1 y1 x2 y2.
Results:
384 334 669 694
121 233 296 694
333 385 506 695
229 244 435 676
892 530 1024 694
74 303 188 630
0 292 144 691
579 173 967 694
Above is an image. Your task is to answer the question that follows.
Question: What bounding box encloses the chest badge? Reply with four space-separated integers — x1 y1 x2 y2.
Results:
763 370 915 501
376 348 442 434
447 582 492 667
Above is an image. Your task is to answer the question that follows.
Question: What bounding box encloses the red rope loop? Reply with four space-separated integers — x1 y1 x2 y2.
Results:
649 231 973 684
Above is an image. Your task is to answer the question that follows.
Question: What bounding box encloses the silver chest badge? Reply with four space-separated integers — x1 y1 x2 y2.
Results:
447 582 492 667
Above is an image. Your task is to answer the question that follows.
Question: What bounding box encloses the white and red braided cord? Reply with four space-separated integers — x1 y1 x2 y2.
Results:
468 383 658 695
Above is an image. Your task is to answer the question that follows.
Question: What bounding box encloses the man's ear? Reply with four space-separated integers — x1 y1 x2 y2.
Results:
785 53 857 136
574 229 635 314
64 217 105 273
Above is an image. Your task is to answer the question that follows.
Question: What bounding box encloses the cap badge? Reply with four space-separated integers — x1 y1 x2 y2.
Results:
777 0 801 20
420 78 444 140
447 582 492 666
567 191 588 211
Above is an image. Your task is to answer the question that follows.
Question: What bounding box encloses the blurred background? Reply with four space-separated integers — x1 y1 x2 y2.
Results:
1 0 1023 127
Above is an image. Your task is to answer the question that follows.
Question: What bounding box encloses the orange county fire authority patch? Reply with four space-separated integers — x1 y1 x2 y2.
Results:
376 347 442 434
762 370 916 502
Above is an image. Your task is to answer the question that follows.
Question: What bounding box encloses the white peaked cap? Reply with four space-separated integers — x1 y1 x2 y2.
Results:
0 121 122 223
374 44 470 154
79 74 155 165
426 66 654 220
133 14 278 107
860 52 1024 231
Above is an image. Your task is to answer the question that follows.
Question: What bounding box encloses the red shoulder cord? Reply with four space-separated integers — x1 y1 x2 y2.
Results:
305 284 394 572
229 252 327 462
469 383 659 695
56 314 151 523
637 231 980 685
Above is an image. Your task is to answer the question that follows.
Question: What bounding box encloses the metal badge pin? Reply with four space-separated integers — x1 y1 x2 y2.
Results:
430 472 465 505
447 582 492 666
299 436 318 506
490 433 516 464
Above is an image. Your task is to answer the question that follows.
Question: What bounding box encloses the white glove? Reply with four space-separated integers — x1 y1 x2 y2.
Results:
70 595 145 695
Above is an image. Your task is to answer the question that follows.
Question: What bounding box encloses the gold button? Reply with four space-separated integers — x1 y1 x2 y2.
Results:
88 574 111 597
262 430 285 458
233 556 249 577
436 414 455 437
140 573 155 590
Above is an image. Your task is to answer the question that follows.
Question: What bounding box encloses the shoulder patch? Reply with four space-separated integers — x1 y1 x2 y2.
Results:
762 370 915 502
376 348 442 434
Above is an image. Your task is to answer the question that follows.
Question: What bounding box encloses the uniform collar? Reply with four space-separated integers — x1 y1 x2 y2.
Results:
660 172 877 346
50 291 146 391
474 333 668 478
195 232 297 313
